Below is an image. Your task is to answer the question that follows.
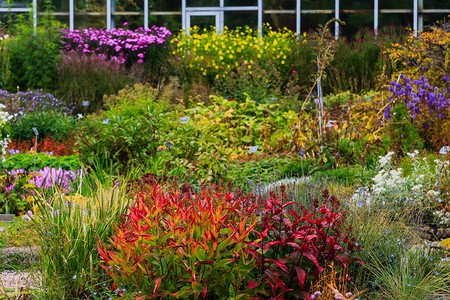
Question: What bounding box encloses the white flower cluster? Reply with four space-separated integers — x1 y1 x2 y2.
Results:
0 104 12 162
433 210 450 226
371 152 408 196
356 151 450 212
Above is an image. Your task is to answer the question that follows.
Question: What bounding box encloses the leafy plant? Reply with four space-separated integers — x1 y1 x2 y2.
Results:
98 184 261 299
0 153 80 172
3 14 61 92
8 111 75 142
246 188 362 299
76 109 160 174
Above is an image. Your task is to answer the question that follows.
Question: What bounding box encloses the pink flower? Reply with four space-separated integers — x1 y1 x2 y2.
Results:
138 59 144 64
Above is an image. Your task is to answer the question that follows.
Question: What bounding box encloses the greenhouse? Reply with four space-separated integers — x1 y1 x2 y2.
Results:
1 0 450 37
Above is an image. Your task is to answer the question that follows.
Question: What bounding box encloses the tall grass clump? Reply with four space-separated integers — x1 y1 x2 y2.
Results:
346 200 450 298
30 172 131 299
56 53 137 114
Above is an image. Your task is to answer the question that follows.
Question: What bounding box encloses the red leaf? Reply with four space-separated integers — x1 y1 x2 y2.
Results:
247 280 261 289
264 258 289 273
303 252 320 269
264 241 283 250
287 242 301 251
294 266 306 290
282 201 298 208
202 283 207 299
153 276 163 295
194 260 215 266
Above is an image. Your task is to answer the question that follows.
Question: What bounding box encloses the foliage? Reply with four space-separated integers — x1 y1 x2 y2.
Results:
8 111 75 142
30 176 130 299
326 29 386 93
0 33 10 89
0 153 80 172
0 218 38 248
76 112 160 174
386 22 450 87
157 96 298 183
103 82 172 115
246 188 362 299
99 181 360 299
343 197 447 296
2 17 61 92
98 184 261 299
56 53 137 114
0 103 11 161
368 243 450 299
76 83 174 174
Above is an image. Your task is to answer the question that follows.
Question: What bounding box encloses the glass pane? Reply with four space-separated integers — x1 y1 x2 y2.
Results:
264 0 295 10
224 11 257 30
149 14 181 34
151 0 181 11
340 0 372 10
186 0 220 7
263 13 296 32
426 0 449 9
379 0 411 9
224 0 257 6
302 13 335 33
75 0 106 29
379 13 412 29
0 0 31 8
302 0 334 10
340 13 373 37
114 0 144 29
190 15 216 31
423 13 447 27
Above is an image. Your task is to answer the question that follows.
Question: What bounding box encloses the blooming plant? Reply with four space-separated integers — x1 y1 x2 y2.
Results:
0 89 74 117
0 103 12 162
384 75 450 149
361 150 450 225
61 26 172 66
28 167 83 194
171 25 301 91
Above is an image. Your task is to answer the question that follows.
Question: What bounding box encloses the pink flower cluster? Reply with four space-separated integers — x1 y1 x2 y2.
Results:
29 167 84 193
61 26 172 65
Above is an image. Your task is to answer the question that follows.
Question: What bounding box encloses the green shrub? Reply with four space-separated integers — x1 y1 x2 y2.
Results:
76 84 172 173
0 153 81 172
386 102 423 155
8 112 75 142
3 18 61 92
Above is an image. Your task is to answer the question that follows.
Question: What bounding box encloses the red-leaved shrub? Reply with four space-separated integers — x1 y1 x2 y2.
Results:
98 183 362 299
